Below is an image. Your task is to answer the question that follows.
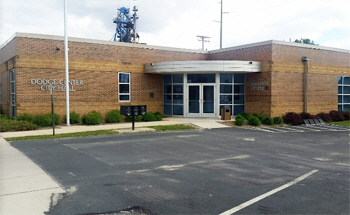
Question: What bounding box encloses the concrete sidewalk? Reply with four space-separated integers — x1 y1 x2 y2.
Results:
0 137 67 215
0 117 230 138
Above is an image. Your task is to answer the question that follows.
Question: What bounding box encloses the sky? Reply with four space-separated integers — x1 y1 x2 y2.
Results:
1 0 350 50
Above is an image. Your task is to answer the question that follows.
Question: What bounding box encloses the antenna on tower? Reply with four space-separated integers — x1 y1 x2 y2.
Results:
197 35 211 50
111 5 139 43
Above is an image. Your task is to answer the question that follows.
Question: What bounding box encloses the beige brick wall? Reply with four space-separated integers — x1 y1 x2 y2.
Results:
12 37 207 118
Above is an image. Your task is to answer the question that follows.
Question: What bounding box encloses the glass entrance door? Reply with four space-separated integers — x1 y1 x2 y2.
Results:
188 84 215 117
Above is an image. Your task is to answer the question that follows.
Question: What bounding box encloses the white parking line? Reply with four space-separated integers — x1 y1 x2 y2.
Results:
260 127 288 132
219 169 319 215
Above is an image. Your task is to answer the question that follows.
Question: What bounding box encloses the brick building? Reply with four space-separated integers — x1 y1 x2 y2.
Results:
0 33 349 119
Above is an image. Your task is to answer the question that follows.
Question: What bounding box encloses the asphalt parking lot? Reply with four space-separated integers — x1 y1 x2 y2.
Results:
10 127 350 215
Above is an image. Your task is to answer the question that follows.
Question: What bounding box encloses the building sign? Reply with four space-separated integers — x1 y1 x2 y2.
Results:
30 79 83 91
247 82 269 91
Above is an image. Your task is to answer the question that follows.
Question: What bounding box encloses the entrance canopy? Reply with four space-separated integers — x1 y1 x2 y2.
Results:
144 60 261 74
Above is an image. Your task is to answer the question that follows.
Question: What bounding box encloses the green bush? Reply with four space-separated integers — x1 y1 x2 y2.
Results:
235 114 245 121
235 118 245 126
240 112 249 119
0 106 4 115
262 117 274 125
125 115 142 122
82 111 102 125
51 114 60 125
33 114 52 127
17 113 34 122
105 110 122 123
154 112 162 121
64 111 81 124
0 114 13 120
0 118 38 132
256 114 267 121
273 116 283 124
142 113 157 122
248 116 261 126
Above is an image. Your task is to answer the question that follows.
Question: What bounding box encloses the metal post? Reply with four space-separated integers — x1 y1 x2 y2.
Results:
220 0 223 49
50 86 55 136
302 57 310 113
132 114 135 130
64 0 70 126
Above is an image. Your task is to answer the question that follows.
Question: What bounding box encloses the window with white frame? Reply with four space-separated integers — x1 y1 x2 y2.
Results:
118 72 130 101
338 76 350 111
10 69 16 117
219 74 245 116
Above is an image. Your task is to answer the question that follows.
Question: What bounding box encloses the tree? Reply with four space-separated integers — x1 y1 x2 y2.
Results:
294 38 318 45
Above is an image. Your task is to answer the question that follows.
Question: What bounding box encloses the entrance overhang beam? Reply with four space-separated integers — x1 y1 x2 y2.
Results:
144 60 261 74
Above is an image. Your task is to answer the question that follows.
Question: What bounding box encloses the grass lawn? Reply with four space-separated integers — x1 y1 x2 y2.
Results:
147 124 196 131
327 121 350 126
5 124 196 141
5 130 119 141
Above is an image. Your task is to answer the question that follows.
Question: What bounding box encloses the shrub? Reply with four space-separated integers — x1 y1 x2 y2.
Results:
262 117 274 125
105 110 122 123
273 116 283 124
17 113 34 122
299 112 313 119
142 113 157 122
235 118 245 126
283 112 302 126
240 112 249 119
64 111 81 124
256 114 267 121
0 118 38 132
52 114 61 125
317 112 332 122
235 114 245 121
248 116 261 126
343 111 350 121
125 115 142 122
154 112 162 121
329 110 344 121
82 111 102 125
0 106 4 115
0 114 13 120
32 114 52 127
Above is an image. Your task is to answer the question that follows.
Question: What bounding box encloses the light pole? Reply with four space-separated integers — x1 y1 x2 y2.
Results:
64 0 70 125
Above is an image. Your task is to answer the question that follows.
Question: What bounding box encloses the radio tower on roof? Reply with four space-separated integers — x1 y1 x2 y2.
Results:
112 6 139 43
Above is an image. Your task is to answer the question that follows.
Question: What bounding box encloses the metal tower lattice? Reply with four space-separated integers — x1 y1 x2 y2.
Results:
112 6 139 43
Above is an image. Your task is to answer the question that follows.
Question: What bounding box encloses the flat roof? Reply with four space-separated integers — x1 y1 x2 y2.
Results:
1 32 350 54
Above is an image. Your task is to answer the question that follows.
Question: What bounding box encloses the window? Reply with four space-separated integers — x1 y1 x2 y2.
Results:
219 74 245 116
164 74 183 115
118 72 130 101
10 69 16 117
338 76 350 111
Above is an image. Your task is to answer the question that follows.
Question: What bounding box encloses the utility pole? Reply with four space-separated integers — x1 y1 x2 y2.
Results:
214 0 228 49
220 0 223 49
197 35 211 50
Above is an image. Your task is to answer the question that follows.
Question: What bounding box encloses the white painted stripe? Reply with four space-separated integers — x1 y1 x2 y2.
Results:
69 172 76 177
252 128 276 133
294 126 321 131
219 169 319 215
260 127 287 132
277 127 304 132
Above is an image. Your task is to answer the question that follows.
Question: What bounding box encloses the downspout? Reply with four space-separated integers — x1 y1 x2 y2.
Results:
302 57 310 113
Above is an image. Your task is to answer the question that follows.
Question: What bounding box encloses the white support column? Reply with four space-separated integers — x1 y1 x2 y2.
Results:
64 0 70 125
